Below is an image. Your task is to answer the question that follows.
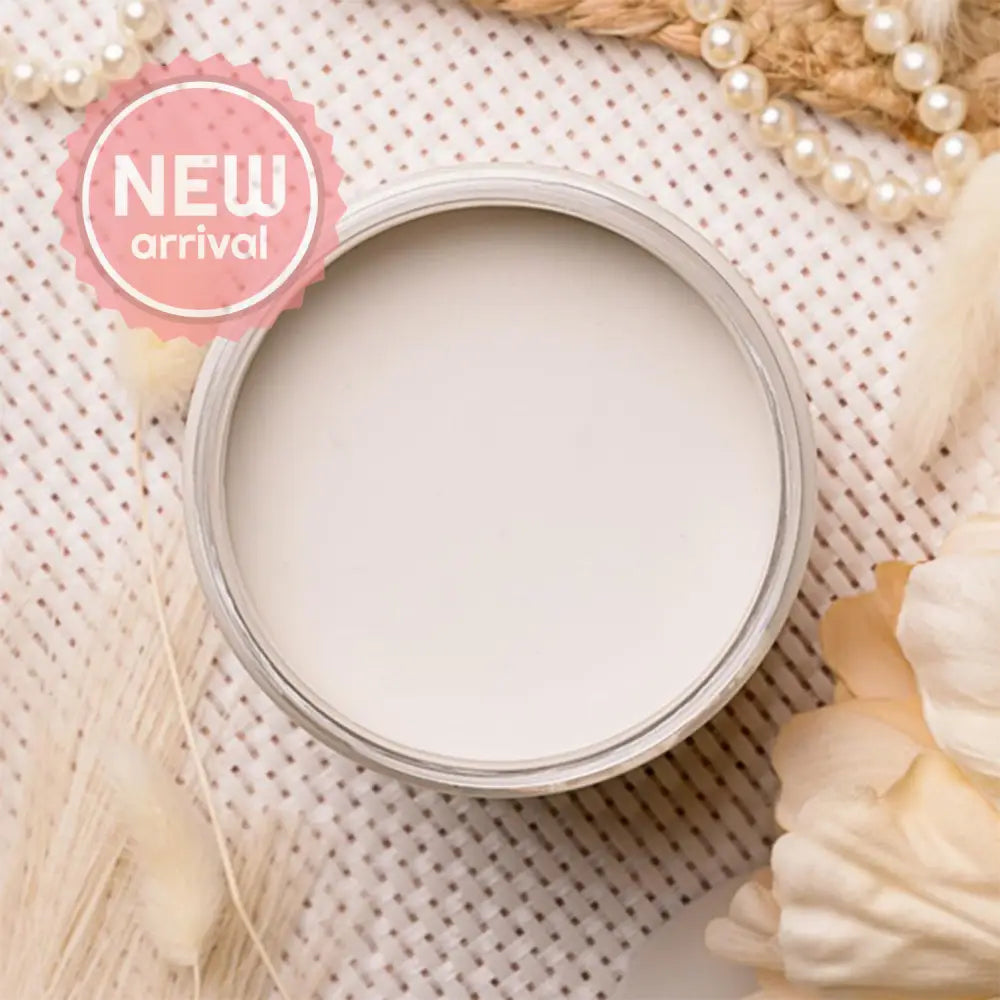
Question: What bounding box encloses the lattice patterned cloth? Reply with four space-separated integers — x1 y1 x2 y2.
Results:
2 1 998 997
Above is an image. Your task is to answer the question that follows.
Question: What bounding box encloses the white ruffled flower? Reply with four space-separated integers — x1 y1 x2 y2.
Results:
706 516 1000 999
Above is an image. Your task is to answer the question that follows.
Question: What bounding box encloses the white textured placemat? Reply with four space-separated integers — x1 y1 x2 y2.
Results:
2 2 998 997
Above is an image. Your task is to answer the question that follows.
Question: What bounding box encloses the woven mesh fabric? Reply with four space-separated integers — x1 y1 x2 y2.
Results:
2 1 997 997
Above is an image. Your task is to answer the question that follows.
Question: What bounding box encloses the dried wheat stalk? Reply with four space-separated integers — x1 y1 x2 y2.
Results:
469 0 1000 153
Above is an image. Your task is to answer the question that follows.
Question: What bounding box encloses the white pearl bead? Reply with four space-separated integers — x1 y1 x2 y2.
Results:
750 98 797 148
892 42 942 93
835 0 876 15
5 58 49 104
867 173 914 223
782 130 830 179
118 0 166 42
821 156 872 205
917 84 968 134
914 171 954 218
933 129 981 180
686 0 732 24
700 19 751 70
52 61 100 109
863 6 912 54
720 64 769 113
99 38 144 81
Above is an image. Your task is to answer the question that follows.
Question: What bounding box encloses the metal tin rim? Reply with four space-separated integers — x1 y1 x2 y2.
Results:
184 164 816 797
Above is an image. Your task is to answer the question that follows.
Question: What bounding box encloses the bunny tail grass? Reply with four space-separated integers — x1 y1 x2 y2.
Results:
110 746 224 975
133 418 294 1000
894 154 1000 470
115 324 205 418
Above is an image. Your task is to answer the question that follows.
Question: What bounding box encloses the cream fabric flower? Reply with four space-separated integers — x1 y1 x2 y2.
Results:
774 560 934 832
706 518 1000 999
899 520 1000 804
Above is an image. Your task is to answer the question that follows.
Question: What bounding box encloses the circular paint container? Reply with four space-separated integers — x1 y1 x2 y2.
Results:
185 166 815 796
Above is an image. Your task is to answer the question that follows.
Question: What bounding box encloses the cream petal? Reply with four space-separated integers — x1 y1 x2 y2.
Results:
820 576 916 702
873 560 912 627
729 877 781 937
842 696 934 745
832 680 853 704
772 754 1000 995
705 870 784 972
754 970 982 1000
941 513 1000 556
704 913 783 972
921 700 1000 802
772 701 931 831
751 971 821 999
898 552 1000 796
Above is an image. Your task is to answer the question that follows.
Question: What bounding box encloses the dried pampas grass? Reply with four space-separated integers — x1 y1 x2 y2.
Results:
0 539 213 998
202 818 330 1000
0 321 317 997
111 747 224 988
0 320 313 999
894 153 1000 469
0 541 321 1000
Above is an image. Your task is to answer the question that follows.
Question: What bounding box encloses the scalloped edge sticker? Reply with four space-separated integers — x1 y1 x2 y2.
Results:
56 54 345 344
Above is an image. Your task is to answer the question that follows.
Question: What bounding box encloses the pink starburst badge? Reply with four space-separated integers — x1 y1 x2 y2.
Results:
57 55 345 345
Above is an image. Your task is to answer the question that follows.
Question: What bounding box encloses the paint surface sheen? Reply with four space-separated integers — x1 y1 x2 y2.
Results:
226 208 780 763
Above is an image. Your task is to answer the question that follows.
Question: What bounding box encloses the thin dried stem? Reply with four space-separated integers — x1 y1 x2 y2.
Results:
132 418 293 1000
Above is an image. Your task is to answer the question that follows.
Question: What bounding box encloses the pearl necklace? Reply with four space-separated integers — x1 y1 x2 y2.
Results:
692 0 982 222
1 0 166 108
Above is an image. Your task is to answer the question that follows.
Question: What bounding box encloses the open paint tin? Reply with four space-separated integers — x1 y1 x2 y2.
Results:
185 166 815 796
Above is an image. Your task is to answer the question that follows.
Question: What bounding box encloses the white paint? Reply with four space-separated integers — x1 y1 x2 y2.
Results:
225 208 780 763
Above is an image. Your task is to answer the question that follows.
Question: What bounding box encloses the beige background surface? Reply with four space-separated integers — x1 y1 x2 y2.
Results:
1 1 996 997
